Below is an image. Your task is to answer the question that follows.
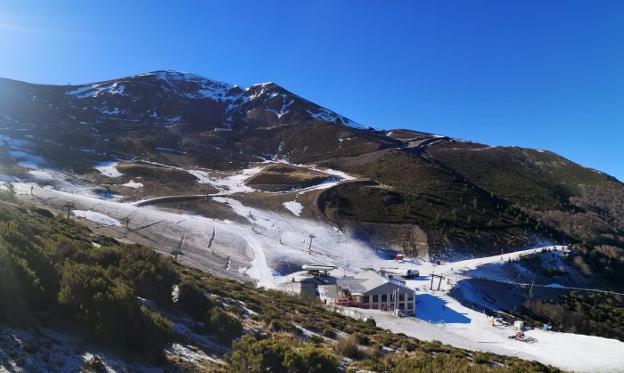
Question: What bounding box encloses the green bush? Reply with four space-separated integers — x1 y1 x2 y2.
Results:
177 277 213 318
58 262 173 359
205 307 243 344
227 336 338 373
284 344 339 373
116 245 178 306
0 227 58 322
228 336 290 372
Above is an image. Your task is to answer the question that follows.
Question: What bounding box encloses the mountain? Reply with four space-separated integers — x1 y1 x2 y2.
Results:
0 70 623 262
1 70 624 371
0 70 366 129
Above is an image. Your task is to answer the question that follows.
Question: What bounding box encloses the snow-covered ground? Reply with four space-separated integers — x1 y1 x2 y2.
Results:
342 290 624 372
282 200 303 216
94 161 122 177
211 196 391 288
73 210 122 226
187 166 263 194
0 326 161 372
122 179 143 188
12 161 378 288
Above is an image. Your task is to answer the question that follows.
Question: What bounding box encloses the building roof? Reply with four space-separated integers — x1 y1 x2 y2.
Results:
336 270 414 296
336 277 367 294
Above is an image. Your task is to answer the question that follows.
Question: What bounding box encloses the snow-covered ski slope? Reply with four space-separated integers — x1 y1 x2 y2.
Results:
10 161 388 288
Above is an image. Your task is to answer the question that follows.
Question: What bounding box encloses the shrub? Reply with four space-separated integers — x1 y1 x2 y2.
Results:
334 334 362 360
365 318 376 327
176 277 213 318
227 336 290 372
227 336 338 373
58 262 173 360
205 307 243 344
389 351 492 373
285 344 339 373
0 233 58 322
117 245 178 306
322 328 336 339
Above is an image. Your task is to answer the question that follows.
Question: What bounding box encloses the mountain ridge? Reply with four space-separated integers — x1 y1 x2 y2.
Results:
0 69 369 131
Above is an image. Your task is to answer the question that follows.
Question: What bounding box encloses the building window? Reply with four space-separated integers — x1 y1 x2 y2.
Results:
381 294 387 302
407 295 413 301
408 302 413 309
399 294 405 301
399 303 404 309
372 295 378 303
362 295 369 303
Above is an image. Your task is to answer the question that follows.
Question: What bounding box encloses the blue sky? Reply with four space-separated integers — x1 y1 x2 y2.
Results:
1 1 622 180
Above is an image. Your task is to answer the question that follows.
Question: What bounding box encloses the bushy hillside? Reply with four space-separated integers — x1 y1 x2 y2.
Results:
319 149 564 258
427 142 624 280
429 144 621 211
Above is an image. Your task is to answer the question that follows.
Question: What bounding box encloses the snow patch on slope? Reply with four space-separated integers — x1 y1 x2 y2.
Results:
95 162 122 177
187 167 262 194
66 82 127 99
282 201 303 216
122 180 143 188
73 210 122 226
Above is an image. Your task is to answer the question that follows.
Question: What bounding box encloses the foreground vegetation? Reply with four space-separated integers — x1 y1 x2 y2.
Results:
0 189 561 371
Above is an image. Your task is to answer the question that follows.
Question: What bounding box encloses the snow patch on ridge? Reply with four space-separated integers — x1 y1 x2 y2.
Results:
66 82 127 99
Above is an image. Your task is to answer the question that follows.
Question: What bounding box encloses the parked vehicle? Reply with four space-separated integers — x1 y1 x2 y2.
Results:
380 267 420 279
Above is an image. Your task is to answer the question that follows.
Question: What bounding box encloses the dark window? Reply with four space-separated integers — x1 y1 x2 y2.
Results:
372 295 378 303
362 295 369 303
408 302 413 309
407 294 414 301
381 294 387 302
399 294 405 301
399 303 404 309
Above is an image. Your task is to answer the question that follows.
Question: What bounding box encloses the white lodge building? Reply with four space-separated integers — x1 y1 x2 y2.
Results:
320 270 416 315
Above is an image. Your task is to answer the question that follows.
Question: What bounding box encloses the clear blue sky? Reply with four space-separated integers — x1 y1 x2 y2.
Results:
1 1 622 180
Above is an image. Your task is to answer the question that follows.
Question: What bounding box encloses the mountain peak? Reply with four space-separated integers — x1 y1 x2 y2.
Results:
5 71 370 130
